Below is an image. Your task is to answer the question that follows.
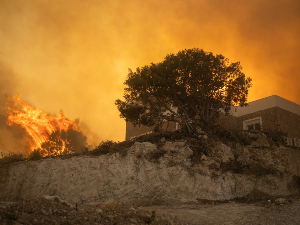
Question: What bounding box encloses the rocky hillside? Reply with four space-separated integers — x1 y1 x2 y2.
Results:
0 131 299 206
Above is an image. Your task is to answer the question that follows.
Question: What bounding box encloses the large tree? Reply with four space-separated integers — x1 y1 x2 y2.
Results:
115 48 252 135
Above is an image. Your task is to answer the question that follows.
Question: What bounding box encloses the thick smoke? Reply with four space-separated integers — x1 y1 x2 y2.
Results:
0 60 31 156
0 0 299 145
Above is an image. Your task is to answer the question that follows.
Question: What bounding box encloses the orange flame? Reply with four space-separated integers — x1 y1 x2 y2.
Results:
4 94 80 156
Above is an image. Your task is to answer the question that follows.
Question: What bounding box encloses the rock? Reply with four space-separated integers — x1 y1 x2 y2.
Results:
41 209 49 215
130 207 136 211
275 198 286 205
201 155 207 161
160 137 166 142
95 208 103 214
215 142 234 164
42 195 73 208
164 212 174 220
129 218 137 224
211 162 220 169
129 142 157 155
196 127 205 135
236 146 250 165
251 137 270 148
162 142 193 159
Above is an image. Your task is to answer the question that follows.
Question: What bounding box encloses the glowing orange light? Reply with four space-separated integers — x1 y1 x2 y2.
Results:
4 94 80 156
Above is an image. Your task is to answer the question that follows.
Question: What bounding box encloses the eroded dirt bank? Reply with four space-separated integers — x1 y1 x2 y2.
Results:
0 133 299 206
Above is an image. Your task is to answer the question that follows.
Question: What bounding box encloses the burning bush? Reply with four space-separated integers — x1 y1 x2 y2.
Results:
3 94 87 157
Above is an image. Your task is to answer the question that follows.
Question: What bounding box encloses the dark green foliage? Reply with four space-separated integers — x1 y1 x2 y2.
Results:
116 48 252 135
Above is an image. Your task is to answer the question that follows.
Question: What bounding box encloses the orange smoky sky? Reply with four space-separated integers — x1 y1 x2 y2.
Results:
0 0 300 152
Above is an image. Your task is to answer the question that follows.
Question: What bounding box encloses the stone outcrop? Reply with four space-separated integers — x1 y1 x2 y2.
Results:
0 138 299 205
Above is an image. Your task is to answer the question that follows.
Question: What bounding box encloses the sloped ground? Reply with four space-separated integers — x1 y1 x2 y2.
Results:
1 129 300 224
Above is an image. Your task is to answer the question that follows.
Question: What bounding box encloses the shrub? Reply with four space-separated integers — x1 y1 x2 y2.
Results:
94 140 115 155
108 140 134 156
91 140 134 156
0 152 24 165
29 149 44 160
264 129 288 146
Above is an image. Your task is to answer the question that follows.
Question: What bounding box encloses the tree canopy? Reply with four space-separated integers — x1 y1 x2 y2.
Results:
115 48 252 135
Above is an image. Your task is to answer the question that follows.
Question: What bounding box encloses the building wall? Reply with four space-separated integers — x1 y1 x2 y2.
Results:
127 106 300 140
275 107 300 139
125 94 300 140
126 121 178 141
222 95 300 117
227 106 300 139
217 111 241 131
126 122 154 141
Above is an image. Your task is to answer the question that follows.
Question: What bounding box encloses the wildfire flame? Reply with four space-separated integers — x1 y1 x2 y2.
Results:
3 94 83 156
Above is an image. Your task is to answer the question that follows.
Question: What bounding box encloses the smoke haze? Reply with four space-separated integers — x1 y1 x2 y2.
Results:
0 60 30 155
0 0 299 152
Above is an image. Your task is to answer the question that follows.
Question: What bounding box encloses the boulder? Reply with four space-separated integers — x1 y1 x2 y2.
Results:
201 154 207 161
275 198 286 205
214 142 234 164
250 137 270 148
128 142 157 156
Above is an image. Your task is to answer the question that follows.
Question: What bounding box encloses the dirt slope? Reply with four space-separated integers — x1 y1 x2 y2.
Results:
0 132 298 205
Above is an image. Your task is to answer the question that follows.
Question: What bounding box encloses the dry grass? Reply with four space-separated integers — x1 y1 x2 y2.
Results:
0 152 25 165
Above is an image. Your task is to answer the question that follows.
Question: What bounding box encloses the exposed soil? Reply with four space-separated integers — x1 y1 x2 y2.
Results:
1 190 300 225
1 129 300 224
0 197 172 225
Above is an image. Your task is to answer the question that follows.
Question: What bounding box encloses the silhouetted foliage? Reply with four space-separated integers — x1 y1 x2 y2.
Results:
0 152 24 165
116 48 252 135
40 129 87 156
91 140 134 157
29 149 43 160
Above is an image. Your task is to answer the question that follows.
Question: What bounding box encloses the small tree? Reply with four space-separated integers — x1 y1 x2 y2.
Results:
40 129 87 156
115 48 252 135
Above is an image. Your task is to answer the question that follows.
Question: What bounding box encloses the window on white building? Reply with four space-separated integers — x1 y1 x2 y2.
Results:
243 117 262 131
